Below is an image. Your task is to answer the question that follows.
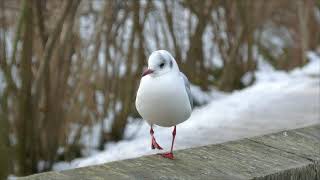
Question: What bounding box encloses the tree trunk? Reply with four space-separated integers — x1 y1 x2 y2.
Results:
17 0 35 175
0 91 10 180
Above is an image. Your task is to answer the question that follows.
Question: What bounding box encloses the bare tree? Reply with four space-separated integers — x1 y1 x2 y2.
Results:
110 0 150 141
0 0 10 178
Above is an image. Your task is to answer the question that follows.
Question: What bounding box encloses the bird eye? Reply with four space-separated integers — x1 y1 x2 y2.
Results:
159 62 165 68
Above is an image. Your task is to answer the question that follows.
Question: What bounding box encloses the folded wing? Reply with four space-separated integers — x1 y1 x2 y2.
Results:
180 72 193 109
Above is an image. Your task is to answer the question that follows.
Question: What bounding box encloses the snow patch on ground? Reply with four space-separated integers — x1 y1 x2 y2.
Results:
190 85 228 105
53 52 320 171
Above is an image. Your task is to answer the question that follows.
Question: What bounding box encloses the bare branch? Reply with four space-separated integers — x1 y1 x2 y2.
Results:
32 0 81 97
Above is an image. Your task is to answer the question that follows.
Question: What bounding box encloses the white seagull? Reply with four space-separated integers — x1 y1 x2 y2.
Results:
135 50 193 159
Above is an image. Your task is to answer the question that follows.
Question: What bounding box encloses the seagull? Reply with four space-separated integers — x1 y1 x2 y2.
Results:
135 50 193 159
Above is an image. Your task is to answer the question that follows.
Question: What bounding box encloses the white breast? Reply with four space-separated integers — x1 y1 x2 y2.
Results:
135 72 192 127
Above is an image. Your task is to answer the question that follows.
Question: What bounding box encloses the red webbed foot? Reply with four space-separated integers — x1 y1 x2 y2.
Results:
160 152 174 159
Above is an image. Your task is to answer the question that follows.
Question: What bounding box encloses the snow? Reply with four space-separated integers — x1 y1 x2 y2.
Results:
53 52 320 171
7 175 17 180
298 51 320 76
241 71 254 86
79 15 95 40
190 85 228 106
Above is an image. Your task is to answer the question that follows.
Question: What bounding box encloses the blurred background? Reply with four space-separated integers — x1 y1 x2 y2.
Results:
0 0 319 178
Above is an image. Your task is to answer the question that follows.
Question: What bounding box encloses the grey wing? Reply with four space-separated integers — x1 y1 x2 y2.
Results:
180 72 193 109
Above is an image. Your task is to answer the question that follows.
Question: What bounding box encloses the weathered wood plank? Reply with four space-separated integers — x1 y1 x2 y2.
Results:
250 124 320 161
20 172 69 180
19 124 320 180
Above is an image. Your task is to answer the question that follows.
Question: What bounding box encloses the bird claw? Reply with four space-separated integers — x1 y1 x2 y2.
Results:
160 152 174 159
151 137 163 150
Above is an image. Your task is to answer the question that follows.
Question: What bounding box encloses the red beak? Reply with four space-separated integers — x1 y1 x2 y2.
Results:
142 69 154 77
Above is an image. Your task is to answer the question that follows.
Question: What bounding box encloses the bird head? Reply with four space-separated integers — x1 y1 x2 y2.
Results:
142 50 179 77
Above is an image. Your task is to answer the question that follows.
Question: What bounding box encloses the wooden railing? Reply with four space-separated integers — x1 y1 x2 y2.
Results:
19 124 320 180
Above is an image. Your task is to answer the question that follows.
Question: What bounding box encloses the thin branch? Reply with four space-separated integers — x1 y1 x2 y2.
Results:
0 0 25 93
34 0 48 47
32 0 81 97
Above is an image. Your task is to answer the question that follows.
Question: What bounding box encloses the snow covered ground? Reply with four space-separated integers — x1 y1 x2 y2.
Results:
54 52 320 171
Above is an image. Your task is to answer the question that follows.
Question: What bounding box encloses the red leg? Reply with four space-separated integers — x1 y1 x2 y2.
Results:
161 126 176 159
150 126 163 150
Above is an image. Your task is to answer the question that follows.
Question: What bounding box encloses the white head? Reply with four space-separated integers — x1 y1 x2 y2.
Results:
142 50 179 77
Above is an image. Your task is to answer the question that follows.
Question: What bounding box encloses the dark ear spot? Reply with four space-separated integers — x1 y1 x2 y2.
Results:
170 60 173 68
